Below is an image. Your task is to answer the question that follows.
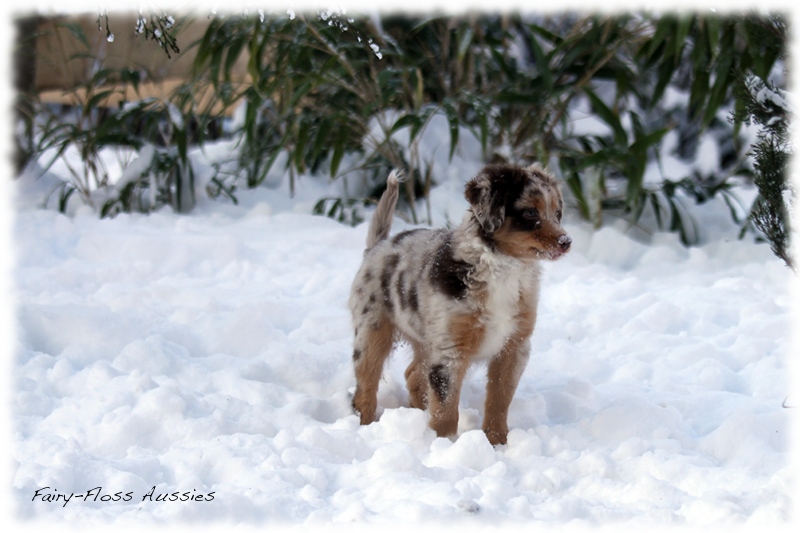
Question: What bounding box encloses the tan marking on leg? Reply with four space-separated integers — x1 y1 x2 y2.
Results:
405 341 429 409
352 319 395 424
425 311 488 437
448 311 486 359
483 296 537 445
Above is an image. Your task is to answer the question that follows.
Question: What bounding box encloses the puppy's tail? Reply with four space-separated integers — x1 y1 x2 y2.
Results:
365 169 403 249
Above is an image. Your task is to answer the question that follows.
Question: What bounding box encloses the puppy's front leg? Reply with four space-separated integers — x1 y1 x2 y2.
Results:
426 357 469 438
483 337 531 446
426 311 485 438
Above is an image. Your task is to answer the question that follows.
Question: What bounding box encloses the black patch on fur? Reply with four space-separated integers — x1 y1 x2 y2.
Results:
466 164 535 237
368 294 376 305
353 349 361 361
472 166 525 216
392 228 425 245
361 305 370 315
429 364 450 402
487 164 530 213
429 235 472 300
363 270 373 282
408 284 419 312
381 253 400 311
477 227 497 250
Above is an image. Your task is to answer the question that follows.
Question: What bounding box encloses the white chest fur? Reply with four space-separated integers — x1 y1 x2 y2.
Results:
474 256 536 360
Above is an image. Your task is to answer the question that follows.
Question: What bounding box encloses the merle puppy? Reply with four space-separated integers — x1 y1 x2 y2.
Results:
349 163 571 445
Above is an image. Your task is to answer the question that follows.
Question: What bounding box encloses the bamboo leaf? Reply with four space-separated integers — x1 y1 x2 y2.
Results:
294 119 310 171
223 35 247 81
565 171 590 221
526 32 553 91
410 107 436 141
702 47 733 127
456 25 475 61
629 127 669 154
390 113 420 134
86 89 116 110
674 16 693 60
625 148 647 210
703 16 720 52
59 22 90 49
689 67 710 120
58 184 76 213
585 88 627 146
651 57 677 108
445 104 459 161
640 17 674 63
330 135 345 177
528 23 562 46
312 118 332 163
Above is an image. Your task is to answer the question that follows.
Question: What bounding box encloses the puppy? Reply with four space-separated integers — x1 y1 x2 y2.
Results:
349 163 571 445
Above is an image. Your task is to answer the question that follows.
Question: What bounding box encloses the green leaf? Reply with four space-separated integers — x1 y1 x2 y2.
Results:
391 113 420 134
565 171 590 221
58 183 76 213
651 57 677 109
640 17 674 63
528 23 562 46
703 16 720 52
585 89 627 146
86 89 116 109
649 192 665 228
313 198 327 215
674 16 693 60
456 25 475 61
59 22 90 49
625 147 648 210
209 46 224 86
702 45 734 127
629 127 669 154
445 106 459 161
312 118 332 163
294 119 310 171
330 135 345 178
490 49 516 79
688 67 710 120
223 36 247 81
478 112 489 157
414 68 424 110
526 32 553 91
410 107 436 141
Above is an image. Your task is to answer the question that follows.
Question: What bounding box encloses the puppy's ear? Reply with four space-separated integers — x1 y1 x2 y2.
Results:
465 171 505 233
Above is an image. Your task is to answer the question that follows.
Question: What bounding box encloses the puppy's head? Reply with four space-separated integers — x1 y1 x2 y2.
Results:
465 163 571 260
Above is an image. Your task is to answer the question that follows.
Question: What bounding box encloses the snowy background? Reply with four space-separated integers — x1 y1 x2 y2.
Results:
8 101 796 528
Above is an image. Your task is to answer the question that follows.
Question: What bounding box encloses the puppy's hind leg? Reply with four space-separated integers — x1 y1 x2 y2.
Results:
404 341 429 410
352 319 395 425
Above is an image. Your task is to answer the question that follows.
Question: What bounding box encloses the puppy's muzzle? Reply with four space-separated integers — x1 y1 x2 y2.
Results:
548 233 571 259
558 234 572 252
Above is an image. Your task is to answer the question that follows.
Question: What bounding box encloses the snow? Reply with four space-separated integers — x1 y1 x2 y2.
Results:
10 146 795 528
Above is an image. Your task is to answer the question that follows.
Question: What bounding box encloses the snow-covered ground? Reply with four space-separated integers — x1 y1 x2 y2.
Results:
9 138 796 528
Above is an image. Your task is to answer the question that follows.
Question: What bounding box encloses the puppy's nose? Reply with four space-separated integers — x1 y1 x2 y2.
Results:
558 234 572 251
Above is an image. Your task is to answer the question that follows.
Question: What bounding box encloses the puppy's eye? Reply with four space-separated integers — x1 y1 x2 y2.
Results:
556 209 563 221
523 209 539 220
522 209 541 229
